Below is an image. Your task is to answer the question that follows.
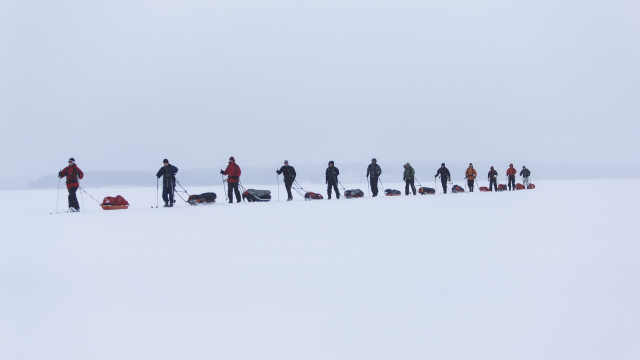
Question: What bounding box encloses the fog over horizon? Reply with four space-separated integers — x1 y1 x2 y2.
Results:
2 0 639 190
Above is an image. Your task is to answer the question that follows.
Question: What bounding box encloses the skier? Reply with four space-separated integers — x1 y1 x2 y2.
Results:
434 163 451 194
221 156 242 203
465 163 477 192
506 163 517 191
58 157 84 212
276 160 297 201
520 166 531 188
325 161 340 199
403 163 416 195
366 158 382 197
488 166 498 191
156 159 178 207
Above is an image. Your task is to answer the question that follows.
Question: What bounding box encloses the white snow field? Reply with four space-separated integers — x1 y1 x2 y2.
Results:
1 179 639 360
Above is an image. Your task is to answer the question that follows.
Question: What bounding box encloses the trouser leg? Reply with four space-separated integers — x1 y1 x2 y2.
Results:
285 180 293 199
405 180 410 195
490 179 497 191
228 182 235 202
370 177 378 196
231 183 241 202
468 179 474 192
441 180 448 194
327 183 333 199
68 186 79 210
333 183 340 199
508 176 515 190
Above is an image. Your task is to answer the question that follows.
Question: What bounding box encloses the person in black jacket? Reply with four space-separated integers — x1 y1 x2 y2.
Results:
326 161 340 200
366 158 382 197
434 163 451 194
156 159 178 207
520 166 531 188
488 166 498 191
276 160 297 201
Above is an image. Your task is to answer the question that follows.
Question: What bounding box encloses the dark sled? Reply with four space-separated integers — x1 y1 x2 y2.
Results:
451 185 465 193
418 187 435 195
344 189 365 199
527 183 536 189
304 191 324 200
188 192 217 205
100 195 129 210
242 189 271 202
385 189 401 196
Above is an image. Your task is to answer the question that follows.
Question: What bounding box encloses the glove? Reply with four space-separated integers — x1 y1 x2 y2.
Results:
403 177 406 181
220 170 224 175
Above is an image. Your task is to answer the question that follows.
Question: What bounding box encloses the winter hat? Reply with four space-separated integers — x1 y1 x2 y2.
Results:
328 160 334 165
284 160 288 164
372 158 377 162
469 163 473 166
491 166 494 170
510 163 513 167
68 158 75 163
229 156 235 162
522 166 526 168
441 163 445 166
405 162 410 166
163 159 169 164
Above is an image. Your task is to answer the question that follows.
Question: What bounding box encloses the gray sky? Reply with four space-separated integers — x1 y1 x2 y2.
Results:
2 0 639 188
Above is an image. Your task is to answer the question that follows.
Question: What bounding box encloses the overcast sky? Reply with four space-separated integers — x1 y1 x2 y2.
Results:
1 0 639 188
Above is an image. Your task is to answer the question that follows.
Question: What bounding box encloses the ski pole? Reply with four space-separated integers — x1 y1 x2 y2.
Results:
366 176 370 197
222 174 228 202
156 177 159 208
414 177 423 187
55 177 61 213
277 172 280 202
79 185 85 211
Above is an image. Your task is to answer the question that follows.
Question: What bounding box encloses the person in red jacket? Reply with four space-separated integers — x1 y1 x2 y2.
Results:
220 156 242 203
506 163 517 191
58 157 84 212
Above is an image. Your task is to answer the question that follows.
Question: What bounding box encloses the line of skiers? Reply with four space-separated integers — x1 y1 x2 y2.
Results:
58 157 533 210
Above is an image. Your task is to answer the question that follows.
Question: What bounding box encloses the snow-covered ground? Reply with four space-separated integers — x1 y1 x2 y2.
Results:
1 179 639 360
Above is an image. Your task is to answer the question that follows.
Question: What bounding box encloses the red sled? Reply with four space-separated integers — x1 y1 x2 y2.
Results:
497 184 508 191
527 183 536 189
304 191 324 200
101 195 129 210
516 183 526 190
479 186 491 192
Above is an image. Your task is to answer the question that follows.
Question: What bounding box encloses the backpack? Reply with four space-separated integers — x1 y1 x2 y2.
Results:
188 192 217 205
304 191 324 200
527 183 536 190
384 189 401 196
418 187 435 195
516 183 526 190
479 186 491 192
451 185 464 193
344 189 365 198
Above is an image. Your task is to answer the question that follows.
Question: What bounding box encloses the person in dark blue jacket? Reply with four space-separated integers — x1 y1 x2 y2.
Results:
325 161 340 200
156 159 178 207
366 158 382 197
277 160 297 201
434 163 451 194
